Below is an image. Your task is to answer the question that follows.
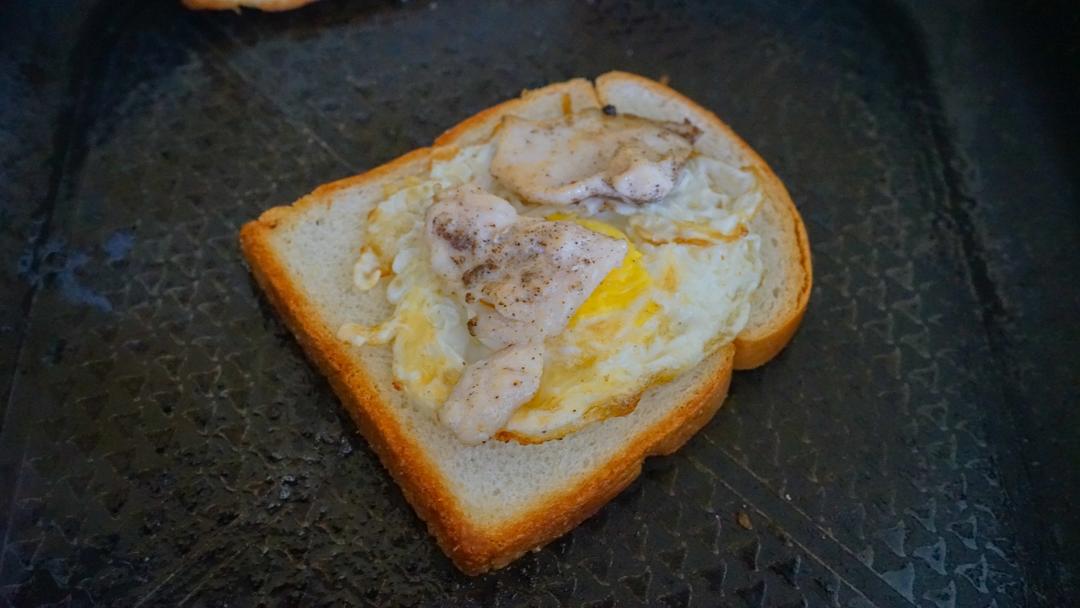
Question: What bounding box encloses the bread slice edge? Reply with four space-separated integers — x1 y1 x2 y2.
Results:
182 0 319 11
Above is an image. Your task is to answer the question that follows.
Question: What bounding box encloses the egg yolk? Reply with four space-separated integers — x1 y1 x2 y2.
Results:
512 215 664 420
546 213 652 324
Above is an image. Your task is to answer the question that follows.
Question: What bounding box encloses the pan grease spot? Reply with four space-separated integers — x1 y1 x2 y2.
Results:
18 237 113 313
104 230 135 262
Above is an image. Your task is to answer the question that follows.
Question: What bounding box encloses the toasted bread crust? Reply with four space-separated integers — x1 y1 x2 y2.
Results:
182 0 318 11
240 73 809 574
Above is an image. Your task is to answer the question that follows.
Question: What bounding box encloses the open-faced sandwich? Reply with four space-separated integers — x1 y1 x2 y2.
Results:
241 72 811 574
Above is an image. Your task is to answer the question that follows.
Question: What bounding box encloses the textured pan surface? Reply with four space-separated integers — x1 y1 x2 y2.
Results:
0 0 1077 606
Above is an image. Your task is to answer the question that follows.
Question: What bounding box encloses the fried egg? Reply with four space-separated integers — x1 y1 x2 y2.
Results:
340 123 764 443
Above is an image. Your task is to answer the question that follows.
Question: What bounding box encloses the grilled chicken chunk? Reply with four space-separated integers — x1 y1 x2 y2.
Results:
427 185 626 348
490 108 697 206
438 339 544 444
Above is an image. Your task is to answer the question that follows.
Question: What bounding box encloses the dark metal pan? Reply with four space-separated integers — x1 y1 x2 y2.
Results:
1 0 1077 605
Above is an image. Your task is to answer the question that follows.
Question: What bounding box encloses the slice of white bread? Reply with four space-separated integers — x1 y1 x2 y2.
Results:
181 0 318 12
240 72 811 574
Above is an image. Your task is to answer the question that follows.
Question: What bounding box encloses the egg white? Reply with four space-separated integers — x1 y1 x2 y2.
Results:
340 142 764 441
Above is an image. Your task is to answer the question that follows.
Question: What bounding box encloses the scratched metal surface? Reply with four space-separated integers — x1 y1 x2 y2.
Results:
1 0 1077 606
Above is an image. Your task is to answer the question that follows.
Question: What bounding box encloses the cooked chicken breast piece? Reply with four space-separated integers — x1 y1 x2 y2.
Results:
425 185 627 442
438 339 544 445
426 185 627 349
490 108 697 206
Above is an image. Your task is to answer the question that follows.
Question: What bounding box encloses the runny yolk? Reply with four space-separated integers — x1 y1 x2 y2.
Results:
546 213 653 325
